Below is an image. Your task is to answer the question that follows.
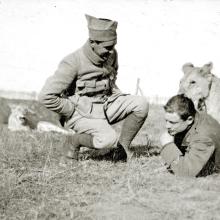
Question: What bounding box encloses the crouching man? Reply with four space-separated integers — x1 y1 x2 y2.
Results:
38 14 149 163
160 94 220 177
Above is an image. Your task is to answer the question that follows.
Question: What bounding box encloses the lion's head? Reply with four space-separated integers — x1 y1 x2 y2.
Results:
178 62 213 110
8 105 36 131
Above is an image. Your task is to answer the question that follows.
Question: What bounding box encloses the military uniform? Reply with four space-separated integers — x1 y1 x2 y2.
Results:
39 15 149 160
160 112 220 177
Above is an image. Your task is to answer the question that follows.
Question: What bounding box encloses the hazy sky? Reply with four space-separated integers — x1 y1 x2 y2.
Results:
0 0 220 98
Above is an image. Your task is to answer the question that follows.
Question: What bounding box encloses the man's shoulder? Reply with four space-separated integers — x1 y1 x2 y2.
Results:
64 47 82 59
60 47 83 65
199 113 220 128
193 112 220 137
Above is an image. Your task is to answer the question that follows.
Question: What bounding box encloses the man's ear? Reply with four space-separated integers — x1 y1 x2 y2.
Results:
90 41 95 48
186 116 194 126
182 63 194 74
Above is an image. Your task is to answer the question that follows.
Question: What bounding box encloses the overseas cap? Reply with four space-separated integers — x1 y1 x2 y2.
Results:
85 14 117 41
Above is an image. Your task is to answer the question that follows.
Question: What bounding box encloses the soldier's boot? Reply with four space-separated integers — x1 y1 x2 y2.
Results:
113 113 147 162
60 133 94 166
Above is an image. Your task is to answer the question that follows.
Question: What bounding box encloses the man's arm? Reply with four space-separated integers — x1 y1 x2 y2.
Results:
160 136 215 177
111 50 122 93
38 54 78 119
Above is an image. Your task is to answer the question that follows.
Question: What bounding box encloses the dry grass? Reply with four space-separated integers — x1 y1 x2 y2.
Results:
0 100 220 220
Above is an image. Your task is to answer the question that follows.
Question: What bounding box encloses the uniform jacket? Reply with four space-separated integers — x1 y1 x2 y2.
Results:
38 40 122 120
160 112 220 177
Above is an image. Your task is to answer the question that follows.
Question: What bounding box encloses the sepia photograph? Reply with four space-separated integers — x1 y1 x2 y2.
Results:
0 0 220 219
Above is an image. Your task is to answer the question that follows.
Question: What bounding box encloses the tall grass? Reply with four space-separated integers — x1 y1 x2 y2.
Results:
0 100 220 220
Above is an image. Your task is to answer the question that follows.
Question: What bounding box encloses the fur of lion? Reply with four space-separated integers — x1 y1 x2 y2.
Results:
179 62 220 123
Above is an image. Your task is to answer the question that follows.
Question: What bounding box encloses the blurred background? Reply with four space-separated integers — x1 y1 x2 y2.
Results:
0 0 220 102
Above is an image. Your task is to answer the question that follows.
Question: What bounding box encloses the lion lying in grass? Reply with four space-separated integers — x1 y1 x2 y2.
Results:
179 62 220 124
8 104 74 134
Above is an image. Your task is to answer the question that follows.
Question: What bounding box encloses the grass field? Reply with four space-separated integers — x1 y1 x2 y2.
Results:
0 99 220 220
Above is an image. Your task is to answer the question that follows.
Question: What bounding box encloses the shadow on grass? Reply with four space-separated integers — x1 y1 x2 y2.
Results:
78 144 160 162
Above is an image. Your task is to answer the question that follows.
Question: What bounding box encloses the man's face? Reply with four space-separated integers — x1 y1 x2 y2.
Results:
164 112 193 136
91 40 116 60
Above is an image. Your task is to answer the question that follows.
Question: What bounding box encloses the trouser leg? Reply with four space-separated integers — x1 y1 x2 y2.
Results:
106 95 149 161
62 111 118 162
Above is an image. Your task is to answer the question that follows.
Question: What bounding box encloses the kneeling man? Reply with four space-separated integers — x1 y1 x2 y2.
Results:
160 94 220 177
39 14 149 163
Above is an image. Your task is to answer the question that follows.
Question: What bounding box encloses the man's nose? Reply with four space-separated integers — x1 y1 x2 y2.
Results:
102 47 109 54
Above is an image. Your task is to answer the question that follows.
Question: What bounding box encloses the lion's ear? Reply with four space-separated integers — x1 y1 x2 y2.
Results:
202 62 213 73
200 62 213 82
182 63 194 74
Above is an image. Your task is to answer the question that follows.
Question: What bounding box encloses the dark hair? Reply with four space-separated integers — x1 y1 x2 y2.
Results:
164 94 196 120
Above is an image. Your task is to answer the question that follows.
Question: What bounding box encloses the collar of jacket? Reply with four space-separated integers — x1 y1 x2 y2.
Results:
83 40 105 66
181 112 200 144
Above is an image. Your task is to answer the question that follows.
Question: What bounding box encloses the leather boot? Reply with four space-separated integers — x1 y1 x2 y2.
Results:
112 142 127 162
115 113 147 161
61 133 94 163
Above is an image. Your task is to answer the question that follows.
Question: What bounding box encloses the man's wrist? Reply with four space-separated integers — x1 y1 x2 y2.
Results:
160 142 182 166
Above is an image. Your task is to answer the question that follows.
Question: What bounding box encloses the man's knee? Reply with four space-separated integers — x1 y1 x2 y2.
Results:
93 130 118 149
134 96 149 118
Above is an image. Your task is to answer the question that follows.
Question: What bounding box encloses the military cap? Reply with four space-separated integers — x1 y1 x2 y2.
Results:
85 14 117 42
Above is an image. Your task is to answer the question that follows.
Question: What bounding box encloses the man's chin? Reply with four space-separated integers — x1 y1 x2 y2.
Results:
168 130 175 136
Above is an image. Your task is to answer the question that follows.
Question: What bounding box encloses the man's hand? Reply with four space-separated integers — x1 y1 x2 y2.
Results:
160 131 174 146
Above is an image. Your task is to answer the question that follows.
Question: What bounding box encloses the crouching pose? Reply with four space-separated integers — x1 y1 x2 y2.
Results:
39 14 149 162
160 94 220 177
